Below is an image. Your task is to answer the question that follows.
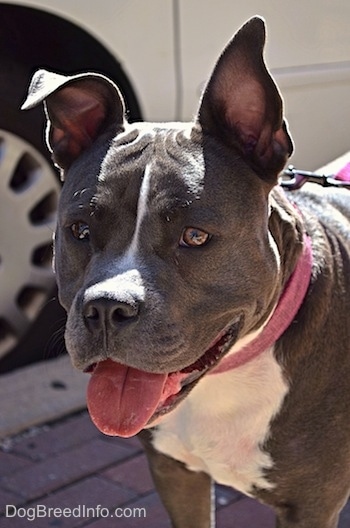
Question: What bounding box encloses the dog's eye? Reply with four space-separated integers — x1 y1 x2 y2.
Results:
179 227 211 248
70 222 90 241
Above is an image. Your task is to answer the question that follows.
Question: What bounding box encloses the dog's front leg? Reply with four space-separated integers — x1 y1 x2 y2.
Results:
275 505 341 528
139 430 214 527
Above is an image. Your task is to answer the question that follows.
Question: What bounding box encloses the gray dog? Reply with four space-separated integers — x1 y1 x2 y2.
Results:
23 17 350 528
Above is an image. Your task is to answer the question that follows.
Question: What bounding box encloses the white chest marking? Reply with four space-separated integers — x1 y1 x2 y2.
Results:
152 346 288 495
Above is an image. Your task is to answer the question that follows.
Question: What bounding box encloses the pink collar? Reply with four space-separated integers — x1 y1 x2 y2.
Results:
210 234 313 374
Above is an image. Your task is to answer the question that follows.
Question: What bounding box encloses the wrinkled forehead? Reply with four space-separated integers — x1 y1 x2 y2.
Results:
96 123 205 211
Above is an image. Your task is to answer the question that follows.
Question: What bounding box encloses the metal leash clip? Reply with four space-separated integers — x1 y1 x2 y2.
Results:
280 165 350 190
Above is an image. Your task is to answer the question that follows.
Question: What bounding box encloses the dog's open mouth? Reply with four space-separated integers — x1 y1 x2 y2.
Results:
85 321 240 437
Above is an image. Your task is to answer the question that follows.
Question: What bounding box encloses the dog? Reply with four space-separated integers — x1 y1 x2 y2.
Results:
23 16 350 528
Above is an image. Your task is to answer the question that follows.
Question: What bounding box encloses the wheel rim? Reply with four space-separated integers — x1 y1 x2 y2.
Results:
0 130 60 359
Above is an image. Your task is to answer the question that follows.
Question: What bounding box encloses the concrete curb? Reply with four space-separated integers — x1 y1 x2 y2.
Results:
0 355 88 438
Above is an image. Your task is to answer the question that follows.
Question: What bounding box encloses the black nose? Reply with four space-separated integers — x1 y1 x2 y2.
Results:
83 297 139 333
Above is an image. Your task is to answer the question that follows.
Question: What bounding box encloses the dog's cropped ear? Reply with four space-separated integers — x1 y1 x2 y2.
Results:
22 70 125 171
198 17 293 181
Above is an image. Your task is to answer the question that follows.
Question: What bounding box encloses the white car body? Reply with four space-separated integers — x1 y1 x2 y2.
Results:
6 0 350 169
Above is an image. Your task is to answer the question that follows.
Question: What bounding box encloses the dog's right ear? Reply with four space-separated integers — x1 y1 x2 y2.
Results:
22 69 126 171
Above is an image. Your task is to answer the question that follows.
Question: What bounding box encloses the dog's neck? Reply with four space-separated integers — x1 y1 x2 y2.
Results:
211 234 313 374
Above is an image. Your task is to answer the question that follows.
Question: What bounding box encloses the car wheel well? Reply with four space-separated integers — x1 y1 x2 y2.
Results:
0 4 142 125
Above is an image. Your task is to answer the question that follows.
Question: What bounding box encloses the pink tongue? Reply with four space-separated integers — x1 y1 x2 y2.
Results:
87 359 168 437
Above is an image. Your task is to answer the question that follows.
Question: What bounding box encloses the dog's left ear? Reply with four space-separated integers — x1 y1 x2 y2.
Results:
22 70 125 172
198 17 293 181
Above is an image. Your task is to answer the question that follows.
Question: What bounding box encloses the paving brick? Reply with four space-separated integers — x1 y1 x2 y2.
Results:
7 411 141 463
216 497 350 528
99 433 143 452
11 413 99 461
1 438 134 501
0 476 136 528
339 500 350 528
101 454 154 494
216 496 275 528
0 488 24 515
216 484 242 508
102 460 242 511
4 403 350 528
0 451 33 475
84 492 171 528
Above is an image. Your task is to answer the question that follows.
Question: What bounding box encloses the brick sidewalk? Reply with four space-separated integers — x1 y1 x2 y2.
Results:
0 410 349 527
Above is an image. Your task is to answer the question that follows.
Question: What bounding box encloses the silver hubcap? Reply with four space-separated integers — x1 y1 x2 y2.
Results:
0 130 60 358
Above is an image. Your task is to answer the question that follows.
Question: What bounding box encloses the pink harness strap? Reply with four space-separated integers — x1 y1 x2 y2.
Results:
335 161 350 182
211 234 313 374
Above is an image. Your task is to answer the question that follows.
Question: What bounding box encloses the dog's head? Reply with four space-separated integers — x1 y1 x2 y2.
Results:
23 17 296 436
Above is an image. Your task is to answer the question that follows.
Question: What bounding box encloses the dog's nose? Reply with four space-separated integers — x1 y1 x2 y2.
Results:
83 297 139 332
